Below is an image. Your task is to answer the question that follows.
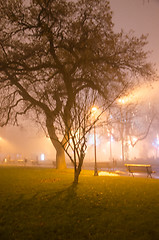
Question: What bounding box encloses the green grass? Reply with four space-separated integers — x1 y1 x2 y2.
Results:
0 166 159 240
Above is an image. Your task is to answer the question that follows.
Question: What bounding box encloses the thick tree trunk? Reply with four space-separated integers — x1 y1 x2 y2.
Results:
46 117 66 169
55 141 66 169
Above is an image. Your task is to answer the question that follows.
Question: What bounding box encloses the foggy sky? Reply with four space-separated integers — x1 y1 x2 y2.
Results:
110 0 159 67
1 0 159 160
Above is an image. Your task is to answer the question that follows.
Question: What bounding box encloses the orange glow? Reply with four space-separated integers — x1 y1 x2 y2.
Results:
0 136 4 142
98 171 119 176
91 106 97 112
125 164 151 167
118 95 133 104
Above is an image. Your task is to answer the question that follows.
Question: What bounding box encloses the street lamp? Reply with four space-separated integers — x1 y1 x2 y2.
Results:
91 106 98 176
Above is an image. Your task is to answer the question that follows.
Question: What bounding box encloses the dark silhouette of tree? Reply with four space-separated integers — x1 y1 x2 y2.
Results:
0 0 155 169
56 89 98 183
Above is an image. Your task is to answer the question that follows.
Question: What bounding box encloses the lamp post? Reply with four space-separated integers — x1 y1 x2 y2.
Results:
109 133 112 161
118 96 131 163
91 107 98 176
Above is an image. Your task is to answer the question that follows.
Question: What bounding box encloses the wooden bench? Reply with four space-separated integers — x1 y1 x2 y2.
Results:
125 164 155 178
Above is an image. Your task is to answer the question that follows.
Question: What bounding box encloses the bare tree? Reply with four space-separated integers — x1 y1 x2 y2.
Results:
56 89 93 182
0 0 155 169
107 99 156 162
55 89 109 183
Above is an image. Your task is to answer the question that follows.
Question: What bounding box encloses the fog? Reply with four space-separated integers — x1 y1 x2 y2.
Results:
0 125 56 163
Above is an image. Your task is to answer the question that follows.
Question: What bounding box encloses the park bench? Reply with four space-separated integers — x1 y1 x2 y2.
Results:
125 164 155 178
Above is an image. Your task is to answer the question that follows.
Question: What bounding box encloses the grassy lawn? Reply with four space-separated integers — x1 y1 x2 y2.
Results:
0 166 159 240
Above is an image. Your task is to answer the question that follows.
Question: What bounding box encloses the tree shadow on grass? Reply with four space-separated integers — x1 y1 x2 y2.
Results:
51 182 78 202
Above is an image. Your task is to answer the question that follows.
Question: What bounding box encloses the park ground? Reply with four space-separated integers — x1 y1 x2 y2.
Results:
0 166 159 240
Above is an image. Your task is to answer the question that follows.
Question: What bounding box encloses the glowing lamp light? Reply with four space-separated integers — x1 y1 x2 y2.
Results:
40 153 45 161
152 134 159 148
118 95 133 105
91 106 97 112
98 171 119 177
156 134 159 145
118 98 125 104
132 137 137 142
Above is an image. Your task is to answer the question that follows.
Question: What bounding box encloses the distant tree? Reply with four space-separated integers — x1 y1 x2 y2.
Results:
0 0 155 169
108 98 155 162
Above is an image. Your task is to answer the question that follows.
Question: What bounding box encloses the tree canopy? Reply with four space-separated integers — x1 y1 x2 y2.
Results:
0 0 155 170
